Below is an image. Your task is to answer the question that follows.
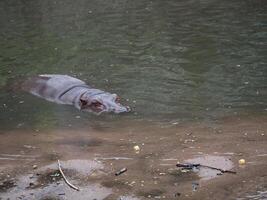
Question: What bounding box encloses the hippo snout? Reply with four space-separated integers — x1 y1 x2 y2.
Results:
113 105 131 113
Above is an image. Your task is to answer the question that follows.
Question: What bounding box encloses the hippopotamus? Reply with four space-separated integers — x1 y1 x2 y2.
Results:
22 74 130 114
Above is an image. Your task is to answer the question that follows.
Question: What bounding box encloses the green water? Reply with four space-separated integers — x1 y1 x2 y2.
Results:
0 0 266 130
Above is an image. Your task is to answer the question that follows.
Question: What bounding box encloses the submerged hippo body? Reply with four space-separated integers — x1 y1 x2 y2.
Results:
23 74 130 114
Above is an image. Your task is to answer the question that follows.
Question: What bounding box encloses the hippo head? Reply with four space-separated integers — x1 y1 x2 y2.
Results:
79 91 130 114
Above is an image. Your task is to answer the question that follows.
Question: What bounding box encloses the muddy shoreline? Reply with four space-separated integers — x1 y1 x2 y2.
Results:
0 115 266 200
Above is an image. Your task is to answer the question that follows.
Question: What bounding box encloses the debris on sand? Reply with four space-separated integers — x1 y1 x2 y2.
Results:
192 182 199 191
176 163 236 174
174 192 181 197
115 168 127 176
133 145 140 154
57 160 80 191
238 159 246 165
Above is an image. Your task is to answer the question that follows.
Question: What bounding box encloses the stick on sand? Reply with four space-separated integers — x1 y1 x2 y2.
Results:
57 160 80 191
176 163 236 174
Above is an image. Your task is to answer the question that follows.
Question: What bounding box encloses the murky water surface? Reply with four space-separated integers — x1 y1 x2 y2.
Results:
0 0 266 199
0 0 267 129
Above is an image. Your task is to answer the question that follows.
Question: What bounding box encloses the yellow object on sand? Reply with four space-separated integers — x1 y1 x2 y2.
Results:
134 145 140 151
239 159 246 165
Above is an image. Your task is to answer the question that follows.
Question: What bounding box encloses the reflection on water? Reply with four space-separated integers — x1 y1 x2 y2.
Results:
0 0 266 130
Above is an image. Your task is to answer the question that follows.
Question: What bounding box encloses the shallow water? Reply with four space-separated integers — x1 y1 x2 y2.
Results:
0 0 267 199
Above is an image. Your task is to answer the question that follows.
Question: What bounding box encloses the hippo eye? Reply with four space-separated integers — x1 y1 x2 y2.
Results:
80 99 88 106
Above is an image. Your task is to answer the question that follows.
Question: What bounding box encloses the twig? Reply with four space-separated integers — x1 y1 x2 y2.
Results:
176 163 236 174
57 160 80 191
201 164 236 174
176 163 200 169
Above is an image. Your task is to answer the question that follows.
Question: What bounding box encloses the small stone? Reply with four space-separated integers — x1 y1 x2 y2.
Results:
32 165 38 169
174 192 181 197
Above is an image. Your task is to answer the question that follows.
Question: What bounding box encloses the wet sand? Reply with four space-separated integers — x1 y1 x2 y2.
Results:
0 115 266 200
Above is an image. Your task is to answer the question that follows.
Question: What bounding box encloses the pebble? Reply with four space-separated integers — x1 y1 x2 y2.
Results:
175 192 181 197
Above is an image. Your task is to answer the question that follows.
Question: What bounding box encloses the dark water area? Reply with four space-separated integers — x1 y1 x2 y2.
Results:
0 0 266 130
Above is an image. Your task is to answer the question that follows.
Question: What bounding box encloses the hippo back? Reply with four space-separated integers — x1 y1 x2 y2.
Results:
23 74 87 103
